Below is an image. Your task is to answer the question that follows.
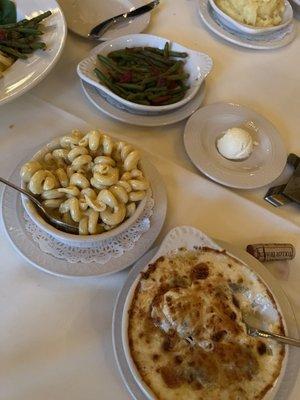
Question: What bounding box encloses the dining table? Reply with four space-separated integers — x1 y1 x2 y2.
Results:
0 1 299 399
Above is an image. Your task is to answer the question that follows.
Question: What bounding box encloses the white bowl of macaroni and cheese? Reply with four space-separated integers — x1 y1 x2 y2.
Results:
20 130 149 247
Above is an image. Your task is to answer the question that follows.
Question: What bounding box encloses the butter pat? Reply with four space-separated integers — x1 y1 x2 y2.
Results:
217 127 254 160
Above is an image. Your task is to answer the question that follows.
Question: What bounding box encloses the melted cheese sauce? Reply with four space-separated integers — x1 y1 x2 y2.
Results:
128 248 285 400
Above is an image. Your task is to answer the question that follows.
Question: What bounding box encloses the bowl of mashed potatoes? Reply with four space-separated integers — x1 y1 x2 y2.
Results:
209 0 293 34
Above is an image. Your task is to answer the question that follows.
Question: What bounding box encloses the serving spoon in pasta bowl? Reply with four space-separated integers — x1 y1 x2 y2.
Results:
0 176 79 234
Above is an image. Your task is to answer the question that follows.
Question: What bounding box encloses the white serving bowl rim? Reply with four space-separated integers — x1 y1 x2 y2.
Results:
20 137 148 246
77 33 213 114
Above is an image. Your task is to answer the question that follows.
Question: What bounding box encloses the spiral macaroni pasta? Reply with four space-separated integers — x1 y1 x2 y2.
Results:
20 130 149 235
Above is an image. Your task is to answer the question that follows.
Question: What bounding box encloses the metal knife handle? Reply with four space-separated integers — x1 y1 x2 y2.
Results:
90 19 116 39
89 0 160 39
249 326 300 347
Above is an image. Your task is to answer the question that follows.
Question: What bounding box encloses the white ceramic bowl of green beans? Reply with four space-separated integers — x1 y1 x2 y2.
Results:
77 34 213 114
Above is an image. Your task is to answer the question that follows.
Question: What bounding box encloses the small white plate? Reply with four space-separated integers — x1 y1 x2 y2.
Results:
1 153 167 278
208 0 293 35
183 103 287 189
0 0 66 106
58 0 151 40
77 34 212 114
198 0 296 50
81 80 206 127
113 226 299 400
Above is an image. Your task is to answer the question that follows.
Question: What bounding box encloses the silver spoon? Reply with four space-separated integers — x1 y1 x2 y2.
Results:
184 323 300 349
244 321 300 347
229 284 300 347
0 176 79 235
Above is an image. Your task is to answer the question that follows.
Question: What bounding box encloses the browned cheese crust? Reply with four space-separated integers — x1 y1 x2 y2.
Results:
128 248 285 400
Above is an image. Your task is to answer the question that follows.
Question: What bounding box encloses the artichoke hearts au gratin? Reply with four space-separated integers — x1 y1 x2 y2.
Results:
128 247 285 400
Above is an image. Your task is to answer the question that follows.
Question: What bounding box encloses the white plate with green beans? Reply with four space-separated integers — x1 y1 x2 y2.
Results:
77 34 213 114
0 0 66 105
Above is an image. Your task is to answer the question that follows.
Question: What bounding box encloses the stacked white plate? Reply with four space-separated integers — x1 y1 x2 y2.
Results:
198 0 296 50
0 0 66 105
77 34 213 126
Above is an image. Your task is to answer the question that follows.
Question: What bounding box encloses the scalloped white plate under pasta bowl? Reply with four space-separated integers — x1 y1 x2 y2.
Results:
1 148 167 277
208 0 293 35
198 0 296 50
0 0 66 106
77 34 212 115
113 226 299 400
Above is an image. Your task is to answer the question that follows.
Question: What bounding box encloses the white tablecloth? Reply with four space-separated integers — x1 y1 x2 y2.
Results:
1 0 300 399
32 0 300 225
0 96 299 400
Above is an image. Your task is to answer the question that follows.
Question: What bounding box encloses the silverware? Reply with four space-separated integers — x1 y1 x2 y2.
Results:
0 176 78 235
245 322 300 347
184 322 300 349
89 0 160 39
241 301 300 347
265 153 300 207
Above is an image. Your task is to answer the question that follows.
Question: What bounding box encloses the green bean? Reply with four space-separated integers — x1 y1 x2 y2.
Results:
108 51 133 60
118 83 145 91
108 49 136 58
0 19 27 29
0 45 27 59
114 84 132 97
169 50 188 58
150 95 171 104
164 42 170 58
144 46 188 58
144 47 164 55
0 10 50 66
94 42 190 107
94 68 112 86
20 48 34 54
166 73 190 81
162 61 183 76
127 93 147 101
135 99 150 105
0 40 45 51
130 66 150 73
145 86 168 93
163 93 185 105
0 41 31 49
169 85 190 94
146 91 168 100
113 52 167 70
142 50 174 65
16 28 43 35
94 71 131 97
23 11 52 26
30 42 46 50
142 76 158 85
97 55 125 73
17 36 35 43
